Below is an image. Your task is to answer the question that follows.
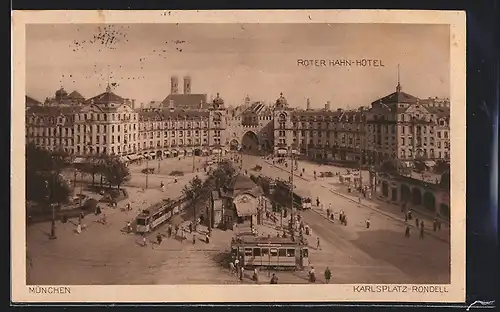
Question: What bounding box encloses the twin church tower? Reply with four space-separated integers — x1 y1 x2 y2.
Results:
170 76 191 95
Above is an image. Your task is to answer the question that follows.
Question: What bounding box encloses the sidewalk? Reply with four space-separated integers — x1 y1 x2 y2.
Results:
265 160 450 244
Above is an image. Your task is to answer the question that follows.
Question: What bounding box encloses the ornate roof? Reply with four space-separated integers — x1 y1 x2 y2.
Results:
85 85 126 105
67 90 85 100
275 92 288 108
55 87 68 98
212 92 225 107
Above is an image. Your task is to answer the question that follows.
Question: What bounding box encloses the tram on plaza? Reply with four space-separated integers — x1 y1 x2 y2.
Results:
136 196 186 233
230 235 309 270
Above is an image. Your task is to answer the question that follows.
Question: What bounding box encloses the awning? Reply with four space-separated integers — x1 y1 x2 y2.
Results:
424 160 436 167
127 155 140 161
149 152 156 157
119 156 129 163
73 157 86 164
277 149 287 155
164 151 170 155
186 149 193 154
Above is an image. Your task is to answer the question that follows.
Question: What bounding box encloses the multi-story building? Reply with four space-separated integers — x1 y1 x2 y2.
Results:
366 81 450 166
273 82 450 166
26 78 450 167
26 82 228 162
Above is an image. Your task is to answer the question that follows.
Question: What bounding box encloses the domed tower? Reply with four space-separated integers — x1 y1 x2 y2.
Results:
275 92 288 109
171 76 179 94
55 86 68 101
212 92 225 110
183 76 191 94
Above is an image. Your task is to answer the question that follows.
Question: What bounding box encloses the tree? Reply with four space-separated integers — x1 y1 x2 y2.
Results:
82 155 106 186
101 156 131 190
182 175 205 229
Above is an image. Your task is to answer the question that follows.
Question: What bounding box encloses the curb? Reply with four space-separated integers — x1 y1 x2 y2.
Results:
264 161 450 244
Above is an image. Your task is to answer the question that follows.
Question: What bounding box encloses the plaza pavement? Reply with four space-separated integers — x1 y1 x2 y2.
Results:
241 156 451 284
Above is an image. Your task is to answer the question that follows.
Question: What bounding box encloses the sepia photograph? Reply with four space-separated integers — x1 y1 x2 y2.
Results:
12 10 466 303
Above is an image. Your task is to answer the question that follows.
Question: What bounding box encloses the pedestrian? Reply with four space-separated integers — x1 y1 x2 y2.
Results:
80 211 85 220
420 220 424 230
316 197 320 207
229 262 236 275
420 227 425 239
142 236 147 247
343 215 348 226
327 208 330 219
316 237 321 250
127 221 132 233
240 266 244 281
189 222 193 233
437 220 442 231
433 219 437 232
366 218 371 229
404 213 408 222
192 234 196 244
167 224 172 237
270 273 278 284
405 225 410 238
101 213 107 225
415 217 419 228
358 197 362 204
324 267 332 284
302 168 305 173
328 202 332 213
408 210 413 220
76 223 82 234
252 268 259 283
205 234 210 244
78 213 82 225
157 233 162 245
309 266 316 283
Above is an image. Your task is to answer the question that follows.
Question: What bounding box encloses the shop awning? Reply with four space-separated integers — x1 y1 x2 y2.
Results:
149 152 156 157
164 151 170 155
277 149 288 155
424 160 436 167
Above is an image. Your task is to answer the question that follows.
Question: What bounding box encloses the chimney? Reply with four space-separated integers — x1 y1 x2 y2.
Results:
325 101 331 111
306 98 311 110
169 99 175 112
171 76 179 94
131 99 136 109
183 76 191 94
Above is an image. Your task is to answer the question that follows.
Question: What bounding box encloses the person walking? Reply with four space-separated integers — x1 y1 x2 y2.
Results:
240 266 244 281
433 219 438 232
127 221 132 233
142 235 148 247
229 262 236 275
415 217 419 228
270 273 278 284
160 181 165 192
420 220 424 230
309 266 316 283
366 218 371 229
156 233 163 245
405 225 411 238
316 237 321 250
252 268 259 283
192 234 196 244
167 224 172 238
420 226 425 240
324 267 332 284
316 197 320 207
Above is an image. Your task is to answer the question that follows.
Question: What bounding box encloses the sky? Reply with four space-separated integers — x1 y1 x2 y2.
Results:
26 23 450 109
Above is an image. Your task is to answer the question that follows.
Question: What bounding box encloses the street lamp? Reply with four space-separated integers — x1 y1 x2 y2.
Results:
45 180 57 239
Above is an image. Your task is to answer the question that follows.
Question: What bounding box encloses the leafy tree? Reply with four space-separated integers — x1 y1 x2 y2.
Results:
26 171 73 206
101 156 131 190
82 155 106 186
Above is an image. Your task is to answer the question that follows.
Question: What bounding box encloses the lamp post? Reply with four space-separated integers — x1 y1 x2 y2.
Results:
145 154 150 189
289 146 295 236
45 180 57 239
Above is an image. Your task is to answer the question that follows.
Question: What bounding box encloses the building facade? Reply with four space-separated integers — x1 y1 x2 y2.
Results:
26 80 450 166
26 84 228 161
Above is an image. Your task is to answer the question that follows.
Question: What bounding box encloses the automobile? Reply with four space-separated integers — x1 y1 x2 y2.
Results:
252 165 262 171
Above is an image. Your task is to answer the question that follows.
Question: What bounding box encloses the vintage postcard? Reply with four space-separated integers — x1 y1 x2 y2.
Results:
11 10 466 303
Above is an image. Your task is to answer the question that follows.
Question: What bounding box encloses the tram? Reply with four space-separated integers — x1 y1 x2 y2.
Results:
230 235 309 270
136 197 186 233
